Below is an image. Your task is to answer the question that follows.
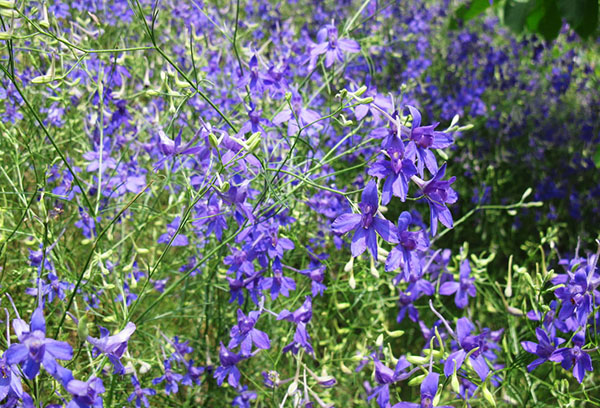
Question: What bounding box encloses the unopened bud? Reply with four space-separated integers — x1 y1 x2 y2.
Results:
0 8 18 17
284 91 292 101
407 374 426 386
482 385 496 407
0 0 15 8
406 355 428 365
77 315 89 341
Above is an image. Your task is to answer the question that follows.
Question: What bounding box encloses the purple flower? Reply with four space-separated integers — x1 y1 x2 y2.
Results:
237 55 270 95
87 322 136 375
385 212 429 277
157 216 189 247
404 105 453 177
368 137 418 204
232 385 257 408
413 164 457 236
309 24 360 69
443 318 491 381
272 92 322 136
228 309 271 356
0 353 24 402
392 372 452 408
6 308 73 380
127 376 156 408
66 377 105 408
214 342 244 388
331 180 398 258
152 359 183 394
260 258 296 300
182 360 205 386
368 357 412 408
521 328 564 372
278 297 314 356
549 332 593 383
439 260 476 308
154 128 204 170
553 265 598 329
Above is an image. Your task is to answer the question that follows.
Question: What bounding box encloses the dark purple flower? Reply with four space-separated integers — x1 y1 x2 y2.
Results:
521 328 565 372
214 342 244 388
152 359 183 394
127 376 156 408
368 137 418 204
549 332 593 383
228 309 271 356
232 385 257 408
331 180 398 258
87 322 136 375
273 92 322 136
385 212 429 277
392 372 452 408
404 105 453 177
439 260 476 308
157 216 189 247
309 24 360 69
413 164 457 236
154 128 204 170
66 377 105 408
443 318 491 381
260 258 296 300
6 308 73 380
368 357 412 408
0 352 24 402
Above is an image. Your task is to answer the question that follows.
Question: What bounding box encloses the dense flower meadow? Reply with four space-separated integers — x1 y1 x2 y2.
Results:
0 0 599 407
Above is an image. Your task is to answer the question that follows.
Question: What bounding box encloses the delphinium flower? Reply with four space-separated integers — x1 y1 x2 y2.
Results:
26 274 73 304
0 315 26 403
392 372 452 408
216 176 256 224
214 342 245 388
272 91 322 136
237 55 270 95
296 264 327 297
353 85 393 121
82 138 117 173
6 307 73 380
223 245 256 278
157 216 189 247
152 359 183 394
260 258 296 300
331 180 398 258
549 331 593 383
238 104 271 138
87 322 136 375
182 360 205 386
232 385 257 408
128 376 156 408
385 212 429 277
521 328 565 372
228 309 271 356
412 164 457 236
193 196 228 240
277 296 314 356
404 105 453 177
153 128 204 170
439 259 476 309
368 357 414 408
552 259 599 330
308 24 360 70
66 376 105 408
443 318 491 381
368 137 418 205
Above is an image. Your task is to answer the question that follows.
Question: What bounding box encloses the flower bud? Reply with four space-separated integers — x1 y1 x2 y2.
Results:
0 0 15 8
